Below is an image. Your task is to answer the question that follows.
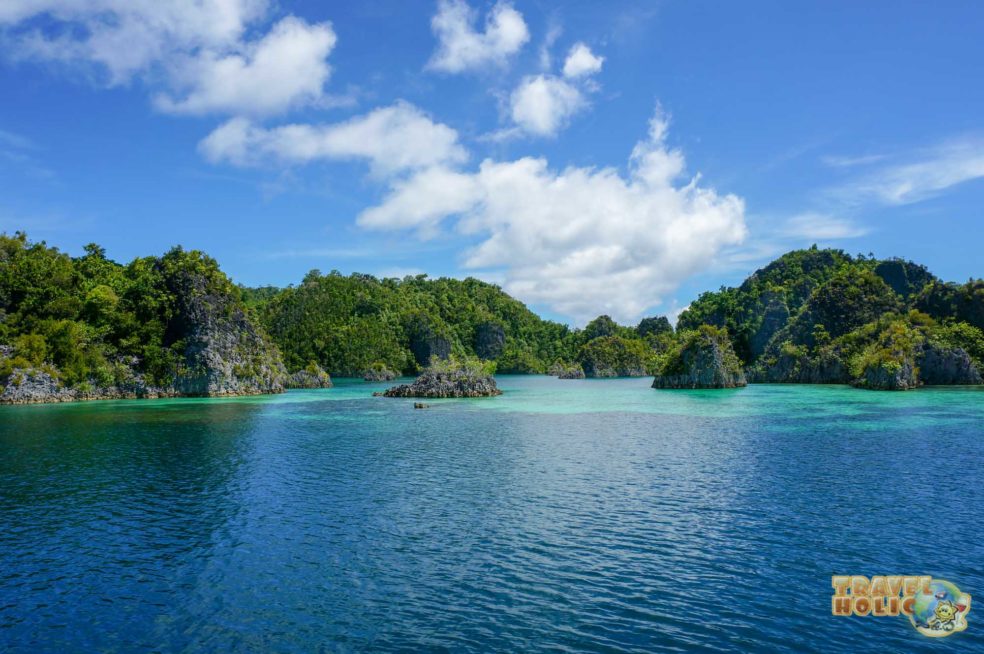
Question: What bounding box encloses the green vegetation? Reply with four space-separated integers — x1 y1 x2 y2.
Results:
682 245 983 388
652 325 747 388
3 232 980 396
576 335 653 377
0 232 279 394
250 272 675 377
426 354 497 378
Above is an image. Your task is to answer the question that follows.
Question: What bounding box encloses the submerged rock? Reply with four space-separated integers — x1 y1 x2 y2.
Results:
383 367 501 398
286 363 333 389
652 326 747 389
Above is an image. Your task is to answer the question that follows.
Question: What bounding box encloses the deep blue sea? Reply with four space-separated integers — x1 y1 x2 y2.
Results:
1 376 983 653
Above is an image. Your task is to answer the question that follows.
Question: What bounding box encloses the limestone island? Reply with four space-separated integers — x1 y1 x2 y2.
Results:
549 362 585 379
383 358 501 398
286 362 333 389
652 325 747 389
363 363 398 382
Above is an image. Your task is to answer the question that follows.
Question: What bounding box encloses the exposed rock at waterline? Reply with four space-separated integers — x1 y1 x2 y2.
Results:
363 366 398 382
286 363 333 389
652 326 747 389
383 369 501 398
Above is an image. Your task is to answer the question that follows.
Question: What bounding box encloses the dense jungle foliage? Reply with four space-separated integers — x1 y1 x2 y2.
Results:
0 232 262 388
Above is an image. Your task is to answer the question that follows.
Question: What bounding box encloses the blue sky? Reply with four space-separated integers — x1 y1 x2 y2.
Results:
1 1 982 325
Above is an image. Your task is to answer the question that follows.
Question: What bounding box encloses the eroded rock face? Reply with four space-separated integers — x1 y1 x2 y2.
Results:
557 365 585 379
0 367 74 404
749 293 789 360
0 365 177 404
653 327 747 389
474 322 505 360
407 319 451 367
286 364 333 389
918 344 982 385
0 266 288 404
363 367 398 382
854 357 919 391
747 351 848 384
383 370 501 398
166 268 287 397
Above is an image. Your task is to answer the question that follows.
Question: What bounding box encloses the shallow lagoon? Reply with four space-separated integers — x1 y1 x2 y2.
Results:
2 377 982 652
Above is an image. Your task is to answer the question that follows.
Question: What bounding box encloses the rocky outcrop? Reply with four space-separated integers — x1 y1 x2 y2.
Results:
473 322 505 360
0 367 75 404
383 368 501 398
854 356 919 391
0 264 288 404
554 363 585 379
363 366 398 382
653 326 747 389
286 364 333 389
749 292 789 360
165 266 287 397
577 336 649 378
0 363 178 405
747 350 849 384
407 317 451 367
918 344 982 385
548 362 585 379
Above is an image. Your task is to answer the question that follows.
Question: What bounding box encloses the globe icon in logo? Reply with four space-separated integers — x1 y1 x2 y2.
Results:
909 579 971 637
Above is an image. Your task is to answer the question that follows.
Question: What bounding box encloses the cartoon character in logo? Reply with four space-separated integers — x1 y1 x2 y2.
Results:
909 579 971 637
931 600 958 631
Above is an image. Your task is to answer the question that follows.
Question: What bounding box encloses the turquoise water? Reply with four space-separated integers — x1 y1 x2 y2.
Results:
1 376 983 652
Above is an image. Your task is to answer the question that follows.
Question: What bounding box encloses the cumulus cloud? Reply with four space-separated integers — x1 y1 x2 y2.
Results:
427 0 529 73
2 1 335 116
199 102 468 177
509 75 586 137
503 43 603 138
562 42 604 78
359 110 747 323
155 17 336 116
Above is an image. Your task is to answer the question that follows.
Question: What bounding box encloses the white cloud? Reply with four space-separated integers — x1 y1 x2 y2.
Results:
2 1 336 116
834 137 984 205
509 75 586 137
538 23 562 70
820 153 887 168
359 109 747 323
427 0 529 73
199 102 468 177
155 17 336 116
3 1 268 82
781 213 869 240
562 42 603 79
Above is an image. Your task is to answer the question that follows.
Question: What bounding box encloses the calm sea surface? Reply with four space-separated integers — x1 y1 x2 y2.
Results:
1 377 983 653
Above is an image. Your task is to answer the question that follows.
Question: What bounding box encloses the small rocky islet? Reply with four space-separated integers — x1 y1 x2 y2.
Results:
651 325 747 389
382 362 502 398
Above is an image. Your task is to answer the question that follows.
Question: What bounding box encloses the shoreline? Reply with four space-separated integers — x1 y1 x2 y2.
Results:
3 375 982 407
